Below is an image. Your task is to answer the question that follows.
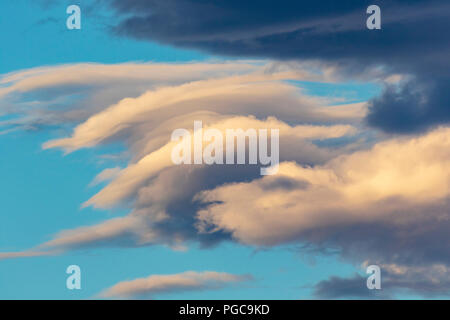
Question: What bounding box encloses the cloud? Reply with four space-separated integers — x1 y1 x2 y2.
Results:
89 167 122 187
0 251 56 260
98 271 252 299
0 61 358 131
41 216 158 250
367 77 450 133
0 61 262 129
40 74 353 152
195 127 450 296
102 0 450 133
0 62 362 258
312 274 387 299
6 115 356 256
82 116 356 209
313 263 450 299
197 127 450 247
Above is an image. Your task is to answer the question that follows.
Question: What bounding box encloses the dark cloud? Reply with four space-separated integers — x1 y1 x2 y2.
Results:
259 176 309 191
367 76 450 133
143 164 262 248
314 265 450 299
313 274 390 299
105 0 450 133
299 199 450 267
305 200 450 299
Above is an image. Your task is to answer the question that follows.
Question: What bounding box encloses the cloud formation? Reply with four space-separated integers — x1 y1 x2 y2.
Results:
0 62 260 129
194 127 450 297
2 61 450 298
103 0 450 133
0 61 363 253
99 271 252 299
196 128 450 267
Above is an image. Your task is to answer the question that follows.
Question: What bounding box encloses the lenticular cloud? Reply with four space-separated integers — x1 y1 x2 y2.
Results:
2 61 450 297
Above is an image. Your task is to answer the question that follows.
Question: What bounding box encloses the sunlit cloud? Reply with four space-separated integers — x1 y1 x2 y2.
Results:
98 271 253 299
4 61 448 297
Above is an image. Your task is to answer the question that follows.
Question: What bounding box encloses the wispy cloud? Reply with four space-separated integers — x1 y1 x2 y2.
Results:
0 61 364 256
98 271 253 299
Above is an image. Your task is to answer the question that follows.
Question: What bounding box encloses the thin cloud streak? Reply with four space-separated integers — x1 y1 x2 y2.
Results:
98 271 253 299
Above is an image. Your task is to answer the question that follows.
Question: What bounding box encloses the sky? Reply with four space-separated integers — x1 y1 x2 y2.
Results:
0 0 449 300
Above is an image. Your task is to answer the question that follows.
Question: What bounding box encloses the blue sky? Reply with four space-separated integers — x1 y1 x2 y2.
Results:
1 0 447 300
0 1 206 74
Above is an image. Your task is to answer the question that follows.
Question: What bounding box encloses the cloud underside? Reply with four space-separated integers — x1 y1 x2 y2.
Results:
1 61 450 298
98 271 252 299
314 264 450 299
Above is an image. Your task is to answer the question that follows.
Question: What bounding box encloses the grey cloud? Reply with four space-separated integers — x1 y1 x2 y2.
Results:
314 264 450 299
103 0 450 133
